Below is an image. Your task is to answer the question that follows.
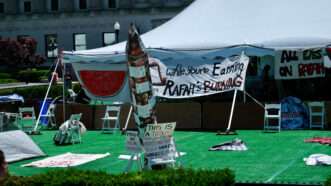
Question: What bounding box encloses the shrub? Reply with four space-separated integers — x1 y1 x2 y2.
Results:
0 168 235 186
0 84 81 100
0 73 12 79
0 79 18 84
17 69 50 83
326 175 331 186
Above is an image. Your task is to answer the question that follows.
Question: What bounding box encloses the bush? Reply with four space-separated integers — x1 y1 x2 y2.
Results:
0 168 235 186
0 79 18 84
0 84 81 100
326 176 331 186
0 73 12 79
17 69 50 83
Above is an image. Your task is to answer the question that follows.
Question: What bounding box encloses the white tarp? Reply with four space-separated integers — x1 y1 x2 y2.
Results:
23 152 110 168
275 48 325 79
0 130 45 163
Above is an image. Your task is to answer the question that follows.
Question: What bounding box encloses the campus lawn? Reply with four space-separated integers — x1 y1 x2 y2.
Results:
8 130 331 185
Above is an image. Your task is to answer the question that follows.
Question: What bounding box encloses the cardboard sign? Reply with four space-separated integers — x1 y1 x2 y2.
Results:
143 137 177 162
142 122 177 162
144 122 176 138
275 49 325 79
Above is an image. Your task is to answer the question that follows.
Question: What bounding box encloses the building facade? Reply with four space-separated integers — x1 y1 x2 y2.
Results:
0 0 192 62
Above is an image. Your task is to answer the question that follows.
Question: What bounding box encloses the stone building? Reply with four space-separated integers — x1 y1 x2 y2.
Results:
0 0 192 62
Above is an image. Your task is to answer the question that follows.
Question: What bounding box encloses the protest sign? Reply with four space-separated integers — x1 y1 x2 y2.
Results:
275 49 325 79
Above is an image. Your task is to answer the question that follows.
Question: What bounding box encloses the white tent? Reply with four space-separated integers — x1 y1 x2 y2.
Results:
65 0 331 58
63 0 331 102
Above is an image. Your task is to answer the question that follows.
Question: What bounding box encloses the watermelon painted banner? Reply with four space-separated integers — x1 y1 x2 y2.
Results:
68 49 250 102
79 70 126 97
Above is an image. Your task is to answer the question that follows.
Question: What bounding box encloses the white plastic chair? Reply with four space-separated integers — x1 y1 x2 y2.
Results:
264 104 282 132
101 105 121 133
308 102 325 129
68 113 82 144
19 107 36 132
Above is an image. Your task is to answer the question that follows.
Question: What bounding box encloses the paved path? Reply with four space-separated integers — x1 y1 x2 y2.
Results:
0 83 49 90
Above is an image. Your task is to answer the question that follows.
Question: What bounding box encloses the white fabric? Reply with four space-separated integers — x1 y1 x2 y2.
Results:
304 154 331 166
0 130 45 163
65 0 331 57
22 152 110 167
59 120 86 134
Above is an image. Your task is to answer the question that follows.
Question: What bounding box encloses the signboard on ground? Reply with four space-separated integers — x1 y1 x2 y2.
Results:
143 122 177 162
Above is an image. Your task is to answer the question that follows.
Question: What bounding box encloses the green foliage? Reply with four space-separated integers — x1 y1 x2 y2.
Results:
0 37 45 68
0 168 235 186
326 176 331 186
0 73 12 79
0 84 81 100
17 69 50 83
0 79 18 84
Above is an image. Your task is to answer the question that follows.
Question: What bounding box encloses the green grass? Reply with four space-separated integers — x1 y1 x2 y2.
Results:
8 130 331 185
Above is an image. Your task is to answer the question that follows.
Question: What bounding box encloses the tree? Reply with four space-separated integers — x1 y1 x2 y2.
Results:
0 37 45 68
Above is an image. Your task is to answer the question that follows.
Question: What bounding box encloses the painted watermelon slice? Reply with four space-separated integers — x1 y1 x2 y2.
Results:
79 70 126 97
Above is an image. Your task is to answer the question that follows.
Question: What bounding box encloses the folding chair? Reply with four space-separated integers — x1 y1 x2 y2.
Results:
308 102 325 129
19 107 37 133
118 131 143 172
101 105 121 133
264 104 282 132
39 104 57 128
68 113 82 144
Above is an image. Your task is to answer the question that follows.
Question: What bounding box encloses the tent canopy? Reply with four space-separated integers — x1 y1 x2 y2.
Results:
64 0 331 58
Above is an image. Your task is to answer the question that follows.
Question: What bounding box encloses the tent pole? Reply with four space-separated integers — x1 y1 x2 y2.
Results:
123 105 133 132
62 62 66 122
244 90 265 109
34 57 60 131
226 89 238 131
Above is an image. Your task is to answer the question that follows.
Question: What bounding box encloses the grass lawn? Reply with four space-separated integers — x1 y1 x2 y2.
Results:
8 130 331 185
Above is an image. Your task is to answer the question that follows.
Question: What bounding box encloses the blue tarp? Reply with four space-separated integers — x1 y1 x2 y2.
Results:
0 94 24 103
38 98 53 126
281 96 309 129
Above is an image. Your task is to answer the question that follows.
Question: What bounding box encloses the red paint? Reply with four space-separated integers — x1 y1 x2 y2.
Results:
79 70 126 97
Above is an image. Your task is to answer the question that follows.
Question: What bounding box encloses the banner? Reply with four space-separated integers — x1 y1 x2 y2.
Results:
275 49 325 80
126 26 157 131
150 52 250 98
22 152 110 167
69 49 250 101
